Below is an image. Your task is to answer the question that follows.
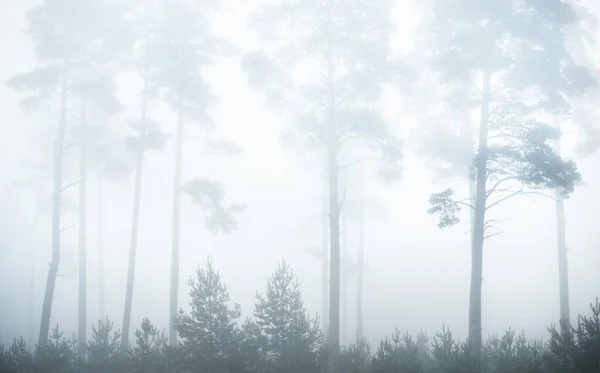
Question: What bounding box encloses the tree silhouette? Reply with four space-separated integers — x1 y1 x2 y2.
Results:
243 1 401 364
425 0 596 365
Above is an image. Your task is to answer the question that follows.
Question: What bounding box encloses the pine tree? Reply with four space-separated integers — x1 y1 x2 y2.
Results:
119 0 169 350
253 260 323 373
130 318 169 373
425 1 596 364
36 325 78 373
7 0 131 354
175 258 244 373
143 0 242 345
244 1 401 363
371 330 424 373
86 318 127 373
546 298 600 373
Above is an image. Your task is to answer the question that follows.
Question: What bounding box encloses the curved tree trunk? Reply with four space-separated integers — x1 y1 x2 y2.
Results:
97 176 105 320
321 174 329 333
341 211 348 346
78 96 88 360
39 61 69 350
554 138 570 330
326 5 341 368
121 65 149 349
169 93 184 346
356 210 364 344
470 70 491 368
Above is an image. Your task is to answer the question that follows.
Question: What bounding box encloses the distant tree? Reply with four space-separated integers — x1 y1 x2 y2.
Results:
300 174 331 335
546 299 600 373
371 330 424 373
340 163 387 345
144 0 243 346
338 340 371 373
243 1 402 362
36 326 78 373
130 318 169 373
425 0 596 364
252 260 323 373
6 0 131 354
6 9 71 348
175 258 244 373
119 0 169 350
86 318 126 373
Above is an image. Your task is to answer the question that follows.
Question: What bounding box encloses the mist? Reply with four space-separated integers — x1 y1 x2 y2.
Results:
1 0 600 370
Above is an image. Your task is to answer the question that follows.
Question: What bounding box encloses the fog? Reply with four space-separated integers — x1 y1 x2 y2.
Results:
1 0 599 353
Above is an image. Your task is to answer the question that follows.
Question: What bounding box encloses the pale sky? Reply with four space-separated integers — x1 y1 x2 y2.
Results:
0 0 599 348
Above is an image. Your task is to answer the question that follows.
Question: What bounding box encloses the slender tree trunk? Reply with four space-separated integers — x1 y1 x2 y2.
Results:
78 96 88 360
27 212 38 346
469 70 491 366
554 138 570 329
97 176 105 319
39 61 69 350
356 210 364 344
464 110 476 234
121 64 149 349
27 263 36 346
321 174 329 333
169 92 184 346
341 211 348 346
326 2 341 367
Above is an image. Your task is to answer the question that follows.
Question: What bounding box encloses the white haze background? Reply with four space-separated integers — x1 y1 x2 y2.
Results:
0 0 599 347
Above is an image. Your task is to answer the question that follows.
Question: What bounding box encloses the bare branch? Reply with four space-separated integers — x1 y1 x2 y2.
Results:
60 224 75 232
454 199 475 210
483 230 503 241
338 156 379 170
483 218 506 231
485 187 555 212
60 179 80 193
485 189 524 211
338 187 347 212
339 134 362 147
486 176 518 198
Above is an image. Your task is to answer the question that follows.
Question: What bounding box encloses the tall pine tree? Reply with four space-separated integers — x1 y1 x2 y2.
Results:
426 0 596 365
244 1 401 364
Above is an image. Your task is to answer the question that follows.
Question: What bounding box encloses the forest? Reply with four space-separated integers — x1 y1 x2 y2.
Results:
0 0 599 372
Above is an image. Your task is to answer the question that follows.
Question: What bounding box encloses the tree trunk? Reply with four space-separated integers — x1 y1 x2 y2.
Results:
321 174 329 333
341 211 347 346
97 176 105 320
27 212 40 346
169 93 184 347
121 64 149 349
469 70 491 366
356 210 365 344
326 4 341 366
39 62 69 350
554 138 570 330
78 96 88 360
464 110 476 234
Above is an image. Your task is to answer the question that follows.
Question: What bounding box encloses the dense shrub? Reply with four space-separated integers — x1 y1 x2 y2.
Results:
2 261 599 373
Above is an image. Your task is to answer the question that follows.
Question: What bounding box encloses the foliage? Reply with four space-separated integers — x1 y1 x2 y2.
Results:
371 330 424 373
182 179 246 234
243 0 403 180
86 318 127 373
130 318 169 373
425 0 594 231
174 258 244 373
251 260 323 373
0 263 599 373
